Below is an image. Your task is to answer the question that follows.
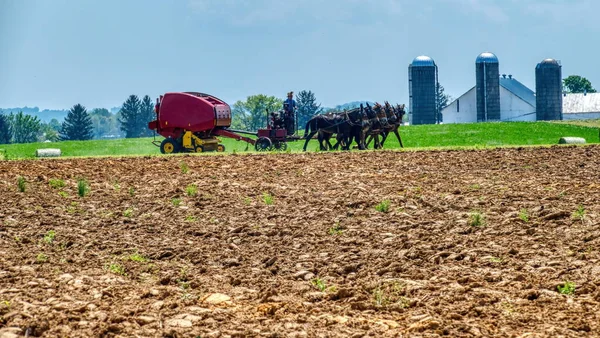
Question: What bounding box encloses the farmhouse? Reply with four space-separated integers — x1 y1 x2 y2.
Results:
442 75 536 124
563 92 600 120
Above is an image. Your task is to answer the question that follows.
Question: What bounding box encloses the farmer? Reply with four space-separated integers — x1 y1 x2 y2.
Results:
284 91 297 135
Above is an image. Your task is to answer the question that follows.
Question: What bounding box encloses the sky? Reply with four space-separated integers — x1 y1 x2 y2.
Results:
1 0 599 110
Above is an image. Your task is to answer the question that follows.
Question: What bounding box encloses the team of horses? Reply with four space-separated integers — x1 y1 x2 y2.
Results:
302 101 406 151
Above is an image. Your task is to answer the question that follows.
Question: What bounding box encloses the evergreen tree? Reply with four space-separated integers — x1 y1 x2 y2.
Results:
296 90 322 128
436 83 452 123
140 95 155 137
60 104 94 141
0 112 11 144
118 95 141 138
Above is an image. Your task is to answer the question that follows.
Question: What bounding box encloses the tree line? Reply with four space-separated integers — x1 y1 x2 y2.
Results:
0 94 156 145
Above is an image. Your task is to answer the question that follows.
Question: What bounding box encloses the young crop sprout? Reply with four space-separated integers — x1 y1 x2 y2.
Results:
17 176 26 193
77 179 89 197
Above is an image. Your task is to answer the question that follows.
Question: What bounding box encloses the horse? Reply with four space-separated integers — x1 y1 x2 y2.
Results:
303 105 365 151
318 105 367 150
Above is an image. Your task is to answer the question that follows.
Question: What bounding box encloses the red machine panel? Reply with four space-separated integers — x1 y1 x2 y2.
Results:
151 92 231 138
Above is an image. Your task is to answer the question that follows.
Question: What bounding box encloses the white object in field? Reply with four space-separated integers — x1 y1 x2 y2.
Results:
558 137 586 144
36 148 62 157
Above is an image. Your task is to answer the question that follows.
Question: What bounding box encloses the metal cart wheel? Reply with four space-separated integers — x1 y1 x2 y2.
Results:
255 137 272 151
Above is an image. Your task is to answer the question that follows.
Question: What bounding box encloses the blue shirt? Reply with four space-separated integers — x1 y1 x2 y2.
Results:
284 98 296 112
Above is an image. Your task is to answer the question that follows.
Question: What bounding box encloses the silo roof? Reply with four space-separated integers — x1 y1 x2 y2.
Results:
476 52 499 63
536 58 560 68
411 55 436 67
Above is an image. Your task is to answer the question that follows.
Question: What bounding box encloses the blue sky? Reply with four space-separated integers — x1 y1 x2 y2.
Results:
1 0 599 110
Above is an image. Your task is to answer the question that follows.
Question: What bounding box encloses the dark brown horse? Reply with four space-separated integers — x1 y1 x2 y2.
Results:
303 106 365 151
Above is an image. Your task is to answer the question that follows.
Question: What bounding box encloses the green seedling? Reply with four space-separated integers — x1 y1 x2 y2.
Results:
328 223 343 235
49 179 65 189
262 192 274 205
129 187 135 196
375 199 390 213
468 211 486 227
43 230 56 244
107 263 126 276
180 161 189 174
573 205 586 221
123 208 133 217
519 209 529 223
36 253 48 263
557 281 575 295
58 191 69 198
172 198 182 206
186 184 198 197
17 176 26 193
311 278 326 292
77 179 88 197
128 251 147 263
185 215 197 222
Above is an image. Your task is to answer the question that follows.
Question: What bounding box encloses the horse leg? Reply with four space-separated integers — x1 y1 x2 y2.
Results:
395 128 403 148
303 131 317 151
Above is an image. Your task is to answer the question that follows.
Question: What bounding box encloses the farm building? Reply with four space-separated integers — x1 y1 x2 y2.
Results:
442 75 536 124
562 93 600 120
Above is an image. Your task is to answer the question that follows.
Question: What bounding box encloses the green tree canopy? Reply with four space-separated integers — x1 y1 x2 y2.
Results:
296 90 322 129
563 75 596 94
61 104 94 141
231 95 283 131
0 112 11 144
118 95 142 138
41 122 60 142
89 108 116 139
140 95 155 137
436 83 452 123
9 111 42 144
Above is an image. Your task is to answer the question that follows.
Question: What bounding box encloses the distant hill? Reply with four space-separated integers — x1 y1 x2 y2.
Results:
0 106 68 123
322 101 375 113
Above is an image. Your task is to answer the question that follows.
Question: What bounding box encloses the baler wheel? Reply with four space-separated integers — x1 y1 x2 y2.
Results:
217 144 226 152
160 138 179 154
196 145 205 153
255 137 272 151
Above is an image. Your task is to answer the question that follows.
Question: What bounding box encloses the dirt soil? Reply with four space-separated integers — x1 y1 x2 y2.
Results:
1 145 600 338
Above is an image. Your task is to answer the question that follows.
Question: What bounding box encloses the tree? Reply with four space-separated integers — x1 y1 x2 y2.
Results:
60 104 94 141
89 108 115 139
139 95 155 137
436 83 452 123
563 75 596 94
118 95 142 138
296 90 322 128
48 118 62 132
9 111 42 144
0 112 11 144
41 122 60 142
231 95 283 131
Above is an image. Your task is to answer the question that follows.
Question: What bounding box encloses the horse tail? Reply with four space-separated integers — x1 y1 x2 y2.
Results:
304 118 312 139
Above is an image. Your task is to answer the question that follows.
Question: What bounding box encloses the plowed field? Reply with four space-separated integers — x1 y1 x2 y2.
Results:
1 145 600 337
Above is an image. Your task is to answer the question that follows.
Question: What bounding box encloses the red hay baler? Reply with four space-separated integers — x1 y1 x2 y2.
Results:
148 91 302 153
148 92 256 153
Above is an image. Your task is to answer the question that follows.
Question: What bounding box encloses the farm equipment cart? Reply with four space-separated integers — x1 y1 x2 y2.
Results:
148 92 302 154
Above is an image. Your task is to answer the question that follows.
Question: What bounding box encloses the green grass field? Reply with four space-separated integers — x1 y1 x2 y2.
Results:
1 121 599 159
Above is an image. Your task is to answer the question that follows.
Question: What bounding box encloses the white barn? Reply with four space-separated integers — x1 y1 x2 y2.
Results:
442 75 536 124
563 93 600 120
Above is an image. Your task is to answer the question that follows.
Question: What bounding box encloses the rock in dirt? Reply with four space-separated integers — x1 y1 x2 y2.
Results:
136 316 156 325
294 270 312 280
165 318 193 328
202 293 231 305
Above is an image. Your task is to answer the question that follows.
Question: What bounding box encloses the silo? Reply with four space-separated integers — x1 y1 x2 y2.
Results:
408 56 438 125
535 58 563 121
475 52 500 122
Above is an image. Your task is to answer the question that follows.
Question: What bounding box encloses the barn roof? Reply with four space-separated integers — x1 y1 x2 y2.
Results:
500 77 536 107
563 93 600 114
